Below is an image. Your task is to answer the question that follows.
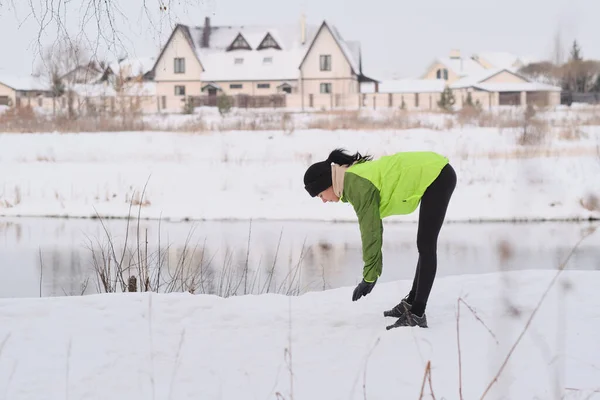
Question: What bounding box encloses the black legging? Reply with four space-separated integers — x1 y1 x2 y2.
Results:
406 163 457 317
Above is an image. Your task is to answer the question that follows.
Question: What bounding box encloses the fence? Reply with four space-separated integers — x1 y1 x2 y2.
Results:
561 92 600 105
190 94 287 109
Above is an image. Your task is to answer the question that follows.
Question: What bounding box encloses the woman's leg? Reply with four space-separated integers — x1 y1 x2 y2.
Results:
409 163 457 317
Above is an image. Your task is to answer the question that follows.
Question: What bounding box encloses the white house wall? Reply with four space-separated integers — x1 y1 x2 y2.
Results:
300 24 358 97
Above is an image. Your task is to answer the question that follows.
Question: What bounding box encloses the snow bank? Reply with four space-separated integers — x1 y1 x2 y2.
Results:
0 128 599 222
0 270 598 399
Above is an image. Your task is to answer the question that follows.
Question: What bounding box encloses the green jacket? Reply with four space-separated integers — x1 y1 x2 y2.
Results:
340 151 449 282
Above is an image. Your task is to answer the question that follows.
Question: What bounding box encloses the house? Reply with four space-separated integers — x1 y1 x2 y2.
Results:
149 16 375 111
420 50 561 107
0 74 53 108
60 62 104 84
101 56 157 84
421 49 487 85
449 68 561 107
71 81 158 114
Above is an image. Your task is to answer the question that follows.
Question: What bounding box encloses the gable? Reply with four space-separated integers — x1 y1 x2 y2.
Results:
257 33 281 50
480 70 528 84
227 33 252 51
298 21 359 75
152 26 204 79
422 61 458 81
151 25 204 75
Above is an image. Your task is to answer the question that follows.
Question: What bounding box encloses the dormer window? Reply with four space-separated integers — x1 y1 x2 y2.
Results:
436 68 448 80
263 57 273 64
227 33 252 51
234 58 244 64
257 33 281 50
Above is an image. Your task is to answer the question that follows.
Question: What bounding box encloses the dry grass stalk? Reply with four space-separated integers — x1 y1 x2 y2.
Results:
456 297 499 400
361 337 381 400
418 360 436 400
479 227 597 399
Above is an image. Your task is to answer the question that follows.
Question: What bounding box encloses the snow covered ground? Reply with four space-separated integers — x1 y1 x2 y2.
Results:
1 110 599 399
0 125 599 222
0 269 598 399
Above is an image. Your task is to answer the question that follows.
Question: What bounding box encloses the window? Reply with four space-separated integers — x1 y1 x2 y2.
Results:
263 57 273 64
320 55 331 71
257 33 281 50
234 58 244 65
174 58 185 74
174 85 186 96
227 33 252 51
161 96 166 109
257 83 270 89
320 83 332 94
436 68 448 80
230 84 243 89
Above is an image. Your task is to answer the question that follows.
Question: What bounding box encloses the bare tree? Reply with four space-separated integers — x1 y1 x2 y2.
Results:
551 28 565 66
35 36 93 118
0 1 210 65
559 41 600 92
518 62 562 86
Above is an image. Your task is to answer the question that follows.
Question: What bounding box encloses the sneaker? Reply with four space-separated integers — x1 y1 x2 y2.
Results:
386 311 428 329
383 298 412 318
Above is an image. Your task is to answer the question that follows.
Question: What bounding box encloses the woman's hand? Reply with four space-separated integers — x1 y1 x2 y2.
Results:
352 278 377 301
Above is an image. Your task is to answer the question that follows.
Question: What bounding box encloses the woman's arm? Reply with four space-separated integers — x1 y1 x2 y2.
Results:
344 173 383 282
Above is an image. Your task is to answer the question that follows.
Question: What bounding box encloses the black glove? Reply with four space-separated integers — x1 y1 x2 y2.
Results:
352 278 376 301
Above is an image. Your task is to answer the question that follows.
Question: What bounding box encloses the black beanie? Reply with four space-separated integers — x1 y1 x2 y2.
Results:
304 159 332 197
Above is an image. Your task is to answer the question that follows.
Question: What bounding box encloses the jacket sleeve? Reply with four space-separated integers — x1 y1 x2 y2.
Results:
344 173 383 282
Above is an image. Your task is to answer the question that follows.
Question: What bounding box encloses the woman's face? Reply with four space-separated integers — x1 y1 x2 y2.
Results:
317 186 339 203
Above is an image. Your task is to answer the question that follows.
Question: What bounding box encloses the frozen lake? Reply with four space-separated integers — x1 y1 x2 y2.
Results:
0 217 598 298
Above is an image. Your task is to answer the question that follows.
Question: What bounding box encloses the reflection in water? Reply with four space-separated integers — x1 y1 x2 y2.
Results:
0 217 598 298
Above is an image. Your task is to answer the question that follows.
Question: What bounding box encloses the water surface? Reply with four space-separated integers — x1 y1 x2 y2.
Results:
0 217 598 298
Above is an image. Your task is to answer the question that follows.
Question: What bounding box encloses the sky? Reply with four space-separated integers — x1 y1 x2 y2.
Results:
0 0 598 80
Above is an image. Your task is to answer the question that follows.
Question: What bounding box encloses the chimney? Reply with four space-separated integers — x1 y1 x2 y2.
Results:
300 13 306 45
201 17 211 48
449 49 461 59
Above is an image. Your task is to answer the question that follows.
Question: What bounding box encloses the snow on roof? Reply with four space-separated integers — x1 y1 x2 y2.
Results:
71 82 156 97
328 25 361 74
437 56 486 77
450 68 507 89
361 79 446 94
110 57 156 78
181 23 318 81
0 74 49 91
474 82 562 92
200 48 306 81
472 52 523 69
174 21 361 82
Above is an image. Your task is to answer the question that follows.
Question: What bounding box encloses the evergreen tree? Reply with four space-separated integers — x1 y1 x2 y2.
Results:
570 40 582 61
465 92 474 107
437 86 456 112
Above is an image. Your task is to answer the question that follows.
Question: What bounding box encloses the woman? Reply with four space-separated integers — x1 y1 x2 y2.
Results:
303 148 456 329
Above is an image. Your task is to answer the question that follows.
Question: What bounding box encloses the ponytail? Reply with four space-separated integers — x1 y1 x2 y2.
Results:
327 148 372 166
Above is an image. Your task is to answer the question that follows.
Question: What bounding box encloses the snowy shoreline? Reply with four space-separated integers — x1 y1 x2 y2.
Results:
1 127 599 223
1 269 598 399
